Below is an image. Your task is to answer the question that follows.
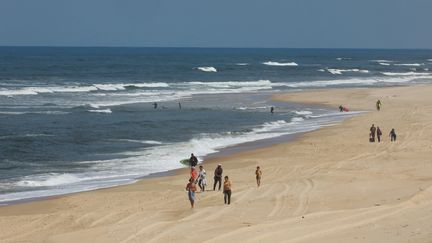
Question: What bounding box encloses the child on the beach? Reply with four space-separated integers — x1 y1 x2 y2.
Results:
389 128 397 142
223 176 232 205
255 166 262 187
186 177 197 208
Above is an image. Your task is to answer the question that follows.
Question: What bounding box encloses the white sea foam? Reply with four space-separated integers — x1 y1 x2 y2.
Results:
235 63 249 66
196 67 217 72
327 69 369 75
379 62 391 66
88 109 112 114
381 72 431 76
294 110 313 115
371 60 394 63
16 174 82 187
394 63 424 67
263 61 298 67
113 139 163 145
336 57 351 61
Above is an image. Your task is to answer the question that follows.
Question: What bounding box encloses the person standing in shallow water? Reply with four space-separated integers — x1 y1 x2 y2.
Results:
185 178 197 208
389 128 397 142
376 126 382 142
213 164 223 191
223 176 232 205
270 106 274 114
255 166 262 187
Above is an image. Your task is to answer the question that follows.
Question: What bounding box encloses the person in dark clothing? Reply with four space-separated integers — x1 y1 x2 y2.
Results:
370 124 376 142
189 153 198 167
270 106 274 114
213 164 223 191
178 102 182 110
389 128 397 142
339 105 344 112
153 102 158 109
376 126 382 142
376 100 382 111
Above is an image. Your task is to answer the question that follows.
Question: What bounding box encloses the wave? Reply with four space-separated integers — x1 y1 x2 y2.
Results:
336 57 351 61
371 60 394 63
381 72 431 76
113 139 163 145
88 109 112 114
394 63 424 67
379 62 391 66
16 173 82 187
294 110 313 115
235 63 249 66
263 61 298 67
326 69 369 75
196 67 217 72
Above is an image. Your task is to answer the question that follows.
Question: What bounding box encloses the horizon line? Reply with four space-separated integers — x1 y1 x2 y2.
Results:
0 45 431 51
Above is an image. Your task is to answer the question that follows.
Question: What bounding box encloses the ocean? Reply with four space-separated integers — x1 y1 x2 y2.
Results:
0 47 431 203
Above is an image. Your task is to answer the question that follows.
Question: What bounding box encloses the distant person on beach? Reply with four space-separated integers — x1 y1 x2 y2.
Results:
389 128 397 142
223 176 232 205
339 105 344 112
255 166 262 187
270 106 274 114
190 167 198 182
197 165 207 192
185 177 197 208
377 126 382 142
370 124 376 142
153 102 158 109
213 164 223 191
376 100 382 111
189 153 198 167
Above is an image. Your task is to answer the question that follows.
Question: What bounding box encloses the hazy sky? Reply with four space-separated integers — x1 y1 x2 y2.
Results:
0 0 431 48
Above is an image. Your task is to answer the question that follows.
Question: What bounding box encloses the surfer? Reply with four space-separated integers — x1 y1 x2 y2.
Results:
213 164 223 191
153 102 158 109
270 106 274 114
189 153 198 167
178 102 182 110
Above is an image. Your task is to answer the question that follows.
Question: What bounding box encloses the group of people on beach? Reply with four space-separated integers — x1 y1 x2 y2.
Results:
369 100 397 142
185 153 262 208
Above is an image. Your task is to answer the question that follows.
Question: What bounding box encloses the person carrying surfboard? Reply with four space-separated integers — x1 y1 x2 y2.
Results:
189 153 198 167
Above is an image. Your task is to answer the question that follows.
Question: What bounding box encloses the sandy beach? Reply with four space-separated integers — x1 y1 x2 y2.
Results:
1 85 432 243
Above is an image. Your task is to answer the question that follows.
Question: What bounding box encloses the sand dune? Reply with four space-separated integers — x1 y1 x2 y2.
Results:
1 85 432 242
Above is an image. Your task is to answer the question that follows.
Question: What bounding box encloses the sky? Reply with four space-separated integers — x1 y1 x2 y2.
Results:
0 0 431 48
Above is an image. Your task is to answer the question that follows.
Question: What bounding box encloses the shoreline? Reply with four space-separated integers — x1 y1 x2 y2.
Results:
1 84 432 242
0 96 347 206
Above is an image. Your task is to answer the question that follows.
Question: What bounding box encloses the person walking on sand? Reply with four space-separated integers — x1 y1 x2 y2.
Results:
189 153 198 167
376 100 382 111
190 167 198 182
197 165 207 192
223 176 232 205
255 166 262 187
186 177 197 208
377 126 383 142
370 124 376 142
213 164 223 191
389 128 397 142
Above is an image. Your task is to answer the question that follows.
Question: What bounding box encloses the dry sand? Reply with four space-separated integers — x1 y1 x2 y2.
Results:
1 85 432 242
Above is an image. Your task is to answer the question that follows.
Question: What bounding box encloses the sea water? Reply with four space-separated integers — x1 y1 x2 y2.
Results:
0 47 431 203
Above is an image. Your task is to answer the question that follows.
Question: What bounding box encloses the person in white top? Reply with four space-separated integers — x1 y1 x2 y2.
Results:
197 165 207 192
